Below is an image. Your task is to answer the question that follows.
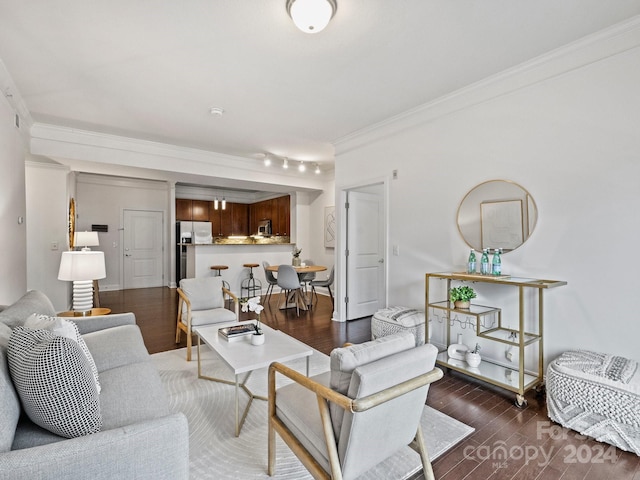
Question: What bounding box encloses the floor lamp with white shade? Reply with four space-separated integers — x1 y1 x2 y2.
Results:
58 250 106 315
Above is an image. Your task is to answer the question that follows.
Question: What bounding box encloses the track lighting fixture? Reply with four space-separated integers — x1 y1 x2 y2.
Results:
261 153 322 175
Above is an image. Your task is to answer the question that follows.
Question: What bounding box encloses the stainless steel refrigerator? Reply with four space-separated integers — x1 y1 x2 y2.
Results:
175 221 212 282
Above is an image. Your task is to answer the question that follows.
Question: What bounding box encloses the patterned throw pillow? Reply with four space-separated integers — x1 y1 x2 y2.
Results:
7 327 102 438
24 313 101 393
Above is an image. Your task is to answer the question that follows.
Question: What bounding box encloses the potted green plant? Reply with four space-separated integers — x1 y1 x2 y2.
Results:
449 285 476 309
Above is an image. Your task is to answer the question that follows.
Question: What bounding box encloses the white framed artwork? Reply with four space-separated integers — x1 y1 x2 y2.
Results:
324 206 336 248
480 199 523 251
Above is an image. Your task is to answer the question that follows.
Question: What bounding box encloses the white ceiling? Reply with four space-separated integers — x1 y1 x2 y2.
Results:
2 1 640 175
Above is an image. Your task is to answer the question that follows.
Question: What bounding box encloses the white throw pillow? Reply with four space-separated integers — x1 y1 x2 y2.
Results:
24 314 101 393
7 327 102 438
328 331 415 438
179 277 224 311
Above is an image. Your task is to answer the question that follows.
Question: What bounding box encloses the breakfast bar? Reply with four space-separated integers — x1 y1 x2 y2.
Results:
179 243 295 298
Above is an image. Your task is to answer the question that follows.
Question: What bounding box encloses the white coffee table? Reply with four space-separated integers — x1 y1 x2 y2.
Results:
194 321 313 436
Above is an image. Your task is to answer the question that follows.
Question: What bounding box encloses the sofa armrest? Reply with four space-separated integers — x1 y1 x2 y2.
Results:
72 312 136 335
0 413 189 480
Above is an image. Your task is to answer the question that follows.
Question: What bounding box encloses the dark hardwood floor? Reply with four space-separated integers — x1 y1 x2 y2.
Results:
100 287 640 480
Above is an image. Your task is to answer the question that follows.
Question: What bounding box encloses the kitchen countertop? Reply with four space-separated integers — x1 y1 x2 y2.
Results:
178 241 294 246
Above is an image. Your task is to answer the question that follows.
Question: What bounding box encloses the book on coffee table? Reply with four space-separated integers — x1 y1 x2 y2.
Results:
218 324 255 342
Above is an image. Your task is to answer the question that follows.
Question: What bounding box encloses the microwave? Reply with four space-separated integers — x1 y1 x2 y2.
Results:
257 220 271 235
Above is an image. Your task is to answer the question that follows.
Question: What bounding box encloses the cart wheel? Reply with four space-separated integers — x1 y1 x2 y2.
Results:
515 395 528 409
535 383 546 397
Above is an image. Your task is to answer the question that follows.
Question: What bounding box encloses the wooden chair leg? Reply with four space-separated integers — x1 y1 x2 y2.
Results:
413 424 434 480
186 330 192 362
268 420 276 475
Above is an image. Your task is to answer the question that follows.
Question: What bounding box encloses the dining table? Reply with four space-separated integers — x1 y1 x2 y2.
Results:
265 264 327 311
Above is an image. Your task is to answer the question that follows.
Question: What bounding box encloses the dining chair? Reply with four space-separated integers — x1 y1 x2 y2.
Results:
176 276 239 361
262 260 278 304
311 265 334 306
298 259 316 299
276 264 304 316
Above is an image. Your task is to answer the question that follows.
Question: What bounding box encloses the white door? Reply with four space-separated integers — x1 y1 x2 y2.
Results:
123 210 164 289
345 190 385 320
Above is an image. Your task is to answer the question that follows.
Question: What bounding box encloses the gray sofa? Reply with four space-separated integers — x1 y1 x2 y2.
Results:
0 290 189 480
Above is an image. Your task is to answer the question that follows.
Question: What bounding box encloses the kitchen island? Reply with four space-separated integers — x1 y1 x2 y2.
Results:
180 242 296 297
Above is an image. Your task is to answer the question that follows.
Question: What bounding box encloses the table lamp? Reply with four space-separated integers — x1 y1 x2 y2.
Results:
74 231 99 251
58 251 106 315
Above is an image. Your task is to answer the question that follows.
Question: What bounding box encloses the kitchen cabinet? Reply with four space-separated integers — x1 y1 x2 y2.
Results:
219 205 233 236
230 203 248 235
274 195 290 236
425 272 566 407
250 199 271 234
176 199 193 221
176 199 212 221
178 195 289 237
191 200 210 221
249 195 290 235
209 202 222 236
209 202 249 236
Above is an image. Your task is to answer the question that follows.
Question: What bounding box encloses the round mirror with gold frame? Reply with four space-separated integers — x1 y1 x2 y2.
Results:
457 180 537 253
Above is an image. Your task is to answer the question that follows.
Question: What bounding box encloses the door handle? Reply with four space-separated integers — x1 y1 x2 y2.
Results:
125 253 132 257
378 258 384 263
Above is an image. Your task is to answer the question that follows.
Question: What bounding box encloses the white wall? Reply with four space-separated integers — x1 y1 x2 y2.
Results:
0 93 27 304
335 26 640 363
76 174 171 291
25 161 71 310
306 179 337 312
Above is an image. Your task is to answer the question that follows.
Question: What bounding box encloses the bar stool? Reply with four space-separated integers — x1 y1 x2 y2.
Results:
241 263 262 299
210 265 230 289
210 265 231 305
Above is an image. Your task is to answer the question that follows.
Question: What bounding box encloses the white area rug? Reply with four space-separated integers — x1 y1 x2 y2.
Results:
151 346 474 480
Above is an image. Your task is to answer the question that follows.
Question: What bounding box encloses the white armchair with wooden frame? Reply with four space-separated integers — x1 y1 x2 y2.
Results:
268 331 443 480
176 276 239 361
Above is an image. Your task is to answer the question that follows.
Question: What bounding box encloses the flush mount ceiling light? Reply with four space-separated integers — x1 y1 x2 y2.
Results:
209 107 224 116
286 0 337 34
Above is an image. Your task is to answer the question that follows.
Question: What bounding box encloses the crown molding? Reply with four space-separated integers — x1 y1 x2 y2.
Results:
30 123 329 192
334 15 640 155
